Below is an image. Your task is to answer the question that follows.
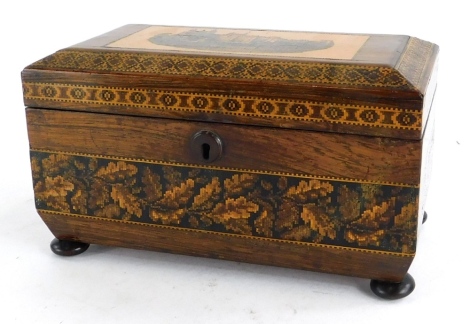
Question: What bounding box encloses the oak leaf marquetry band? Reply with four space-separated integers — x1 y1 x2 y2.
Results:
31 150 419 254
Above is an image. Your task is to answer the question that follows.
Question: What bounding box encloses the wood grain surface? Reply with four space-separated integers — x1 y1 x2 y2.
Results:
39 210 413 282
26 108 422 186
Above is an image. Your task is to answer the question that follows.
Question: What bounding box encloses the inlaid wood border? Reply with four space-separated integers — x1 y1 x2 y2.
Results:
38 210 414 258
23 82 422 131
31 149 420 188
27 49 415 89
31 149 420 254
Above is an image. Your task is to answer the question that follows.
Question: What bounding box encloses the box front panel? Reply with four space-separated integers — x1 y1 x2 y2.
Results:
26 108 421 279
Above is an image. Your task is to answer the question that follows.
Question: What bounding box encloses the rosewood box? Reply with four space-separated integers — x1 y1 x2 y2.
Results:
22 25 438 299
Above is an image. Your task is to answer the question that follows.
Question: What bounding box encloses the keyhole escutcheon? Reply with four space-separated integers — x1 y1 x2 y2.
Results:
190 130 223 163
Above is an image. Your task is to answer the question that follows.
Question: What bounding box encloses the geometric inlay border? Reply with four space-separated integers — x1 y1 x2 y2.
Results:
23 82 422 131
27 50 415 89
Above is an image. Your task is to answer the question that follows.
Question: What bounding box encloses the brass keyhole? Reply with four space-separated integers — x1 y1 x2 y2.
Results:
202 143 210 160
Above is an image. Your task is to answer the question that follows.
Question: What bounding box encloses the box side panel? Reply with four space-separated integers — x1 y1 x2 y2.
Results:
417 98 435 227
421 58 438 138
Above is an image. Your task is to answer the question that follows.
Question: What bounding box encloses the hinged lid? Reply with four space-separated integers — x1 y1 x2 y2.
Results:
22 24 439 139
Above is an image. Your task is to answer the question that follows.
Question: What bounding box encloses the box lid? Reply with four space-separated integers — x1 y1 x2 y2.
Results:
22 24 439 140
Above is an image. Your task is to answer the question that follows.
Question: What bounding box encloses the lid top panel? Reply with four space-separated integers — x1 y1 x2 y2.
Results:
73 24 407 66
107 26 369 61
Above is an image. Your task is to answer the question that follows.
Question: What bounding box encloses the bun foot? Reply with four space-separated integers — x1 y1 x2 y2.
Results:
422 211 428 224
50 238 90 256
370 273 415 300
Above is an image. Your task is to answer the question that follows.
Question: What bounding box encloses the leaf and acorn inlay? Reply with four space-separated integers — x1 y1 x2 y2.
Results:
31 151 419 253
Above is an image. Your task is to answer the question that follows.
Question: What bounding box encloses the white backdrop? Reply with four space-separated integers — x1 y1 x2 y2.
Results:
1 1 468 323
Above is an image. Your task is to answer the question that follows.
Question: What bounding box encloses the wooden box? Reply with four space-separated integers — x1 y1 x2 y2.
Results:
22 25 438 299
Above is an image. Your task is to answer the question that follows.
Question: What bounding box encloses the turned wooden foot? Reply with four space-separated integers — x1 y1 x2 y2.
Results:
370 273 415 300
50 238 90 256
422 211 428 224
